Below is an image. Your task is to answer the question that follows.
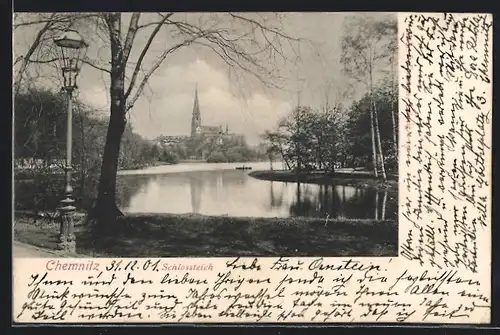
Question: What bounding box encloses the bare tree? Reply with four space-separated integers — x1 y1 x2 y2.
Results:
14 12 304 224
340 14 396 181
385 23 398 157
13 13 106 94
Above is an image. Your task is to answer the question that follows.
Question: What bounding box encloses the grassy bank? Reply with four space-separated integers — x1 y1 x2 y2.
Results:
249 170 397 190
14 212 397 257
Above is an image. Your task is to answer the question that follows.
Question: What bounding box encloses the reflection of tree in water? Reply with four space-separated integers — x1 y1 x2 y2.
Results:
269 181 285 209
289 182 317 217
285 182 397 220
189 174 203 213
118 170 398 220
118 169 251 215
381 190 398 220
204 170 248 189
115 175 153 209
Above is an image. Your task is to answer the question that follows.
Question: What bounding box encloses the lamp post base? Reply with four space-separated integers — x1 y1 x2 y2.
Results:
58 197 76 253
57 238 76 253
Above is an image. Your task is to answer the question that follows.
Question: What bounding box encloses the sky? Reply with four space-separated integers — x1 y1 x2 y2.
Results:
13 12 396 145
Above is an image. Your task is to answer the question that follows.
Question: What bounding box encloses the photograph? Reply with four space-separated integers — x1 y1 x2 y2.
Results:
13 12 399 258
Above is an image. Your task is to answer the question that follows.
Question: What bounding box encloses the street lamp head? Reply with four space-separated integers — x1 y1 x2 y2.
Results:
54 29 88 91
54 30 88 49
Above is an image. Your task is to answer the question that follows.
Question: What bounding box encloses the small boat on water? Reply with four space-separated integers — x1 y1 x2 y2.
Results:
235 166 252 170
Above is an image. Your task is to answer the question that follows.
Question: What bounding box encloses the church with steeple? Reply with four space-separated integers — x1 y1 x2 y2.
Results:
154 85 245 161
190 85 229 139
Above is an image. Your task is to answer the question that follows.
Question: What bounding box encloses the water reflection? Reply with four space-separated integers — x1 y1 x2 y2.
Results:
280 182 396 220
190 175 202 213
119 165 397 220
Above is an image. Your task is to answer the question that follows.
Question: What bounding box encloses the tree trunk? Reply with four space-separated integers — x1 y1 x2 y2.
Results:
279 144 291 170
372 97 387 181
391 97 397 156
296 112 302 177
368 59 385 180
93 13 126 224
391 60 398 157
94 106 127 220
369 100 378 178
367 52 379 179
381 191 387 220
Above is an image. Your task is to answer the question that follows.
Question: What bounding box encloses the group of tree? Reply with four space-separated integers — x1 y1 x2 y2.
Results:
340 14 397 180
149 143 184 164
263 104 348 174
190 135 266 163
151 134 267 164
261 14 398 180
262 81 397 177
14 89 160 174
14 88 159 211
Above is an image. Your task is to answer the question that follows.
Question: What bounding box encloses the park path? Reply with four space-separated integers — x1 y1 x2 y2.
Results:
13 241 61 258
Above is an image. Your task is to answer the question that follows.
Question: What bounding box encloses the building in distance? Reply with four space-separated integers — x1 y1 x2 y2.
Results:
154 86 246 161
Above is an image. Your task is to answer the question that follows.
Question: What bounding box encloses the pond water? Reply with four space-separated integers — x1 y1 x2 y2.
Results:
117 162 398 220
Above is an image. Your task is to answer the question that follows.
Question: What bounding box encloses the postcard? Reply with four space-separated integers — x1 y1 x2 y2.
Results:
12 12 492 324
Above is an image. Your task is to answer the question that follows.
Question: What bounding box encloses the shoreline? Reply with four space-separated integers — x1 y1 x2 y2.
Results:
248 169 398 191
14 160 272 179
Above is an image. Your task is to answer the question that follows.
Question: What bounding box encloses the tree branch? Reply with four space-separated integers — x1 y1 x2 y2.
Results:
124 13 172 100
121 13 141 63
81 57 111 73
104 13 122 55
14 19 55 30
24 58 58 64
165 17 284 88
227 13 301 42
14 13 57 95
136 13 174 29
126 38 196 111
13 13 102 30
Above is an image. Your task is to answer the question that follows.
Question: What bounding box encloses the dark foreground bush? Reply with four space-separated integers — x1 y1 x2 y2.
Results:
14 174 99 212
14 173 144 213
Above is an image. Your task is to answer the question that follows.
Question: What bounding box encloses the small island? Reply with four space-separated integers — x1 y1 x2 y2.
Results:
249 169 397 191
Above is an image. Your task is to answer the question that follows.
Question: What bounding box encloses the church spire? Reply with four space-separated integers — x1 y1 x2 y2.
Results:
191 84 201 138
194 84 199 110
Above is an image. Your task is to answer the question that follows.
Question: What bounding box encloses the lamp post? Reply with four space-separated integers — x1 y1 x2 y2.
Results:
53 30 88 252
